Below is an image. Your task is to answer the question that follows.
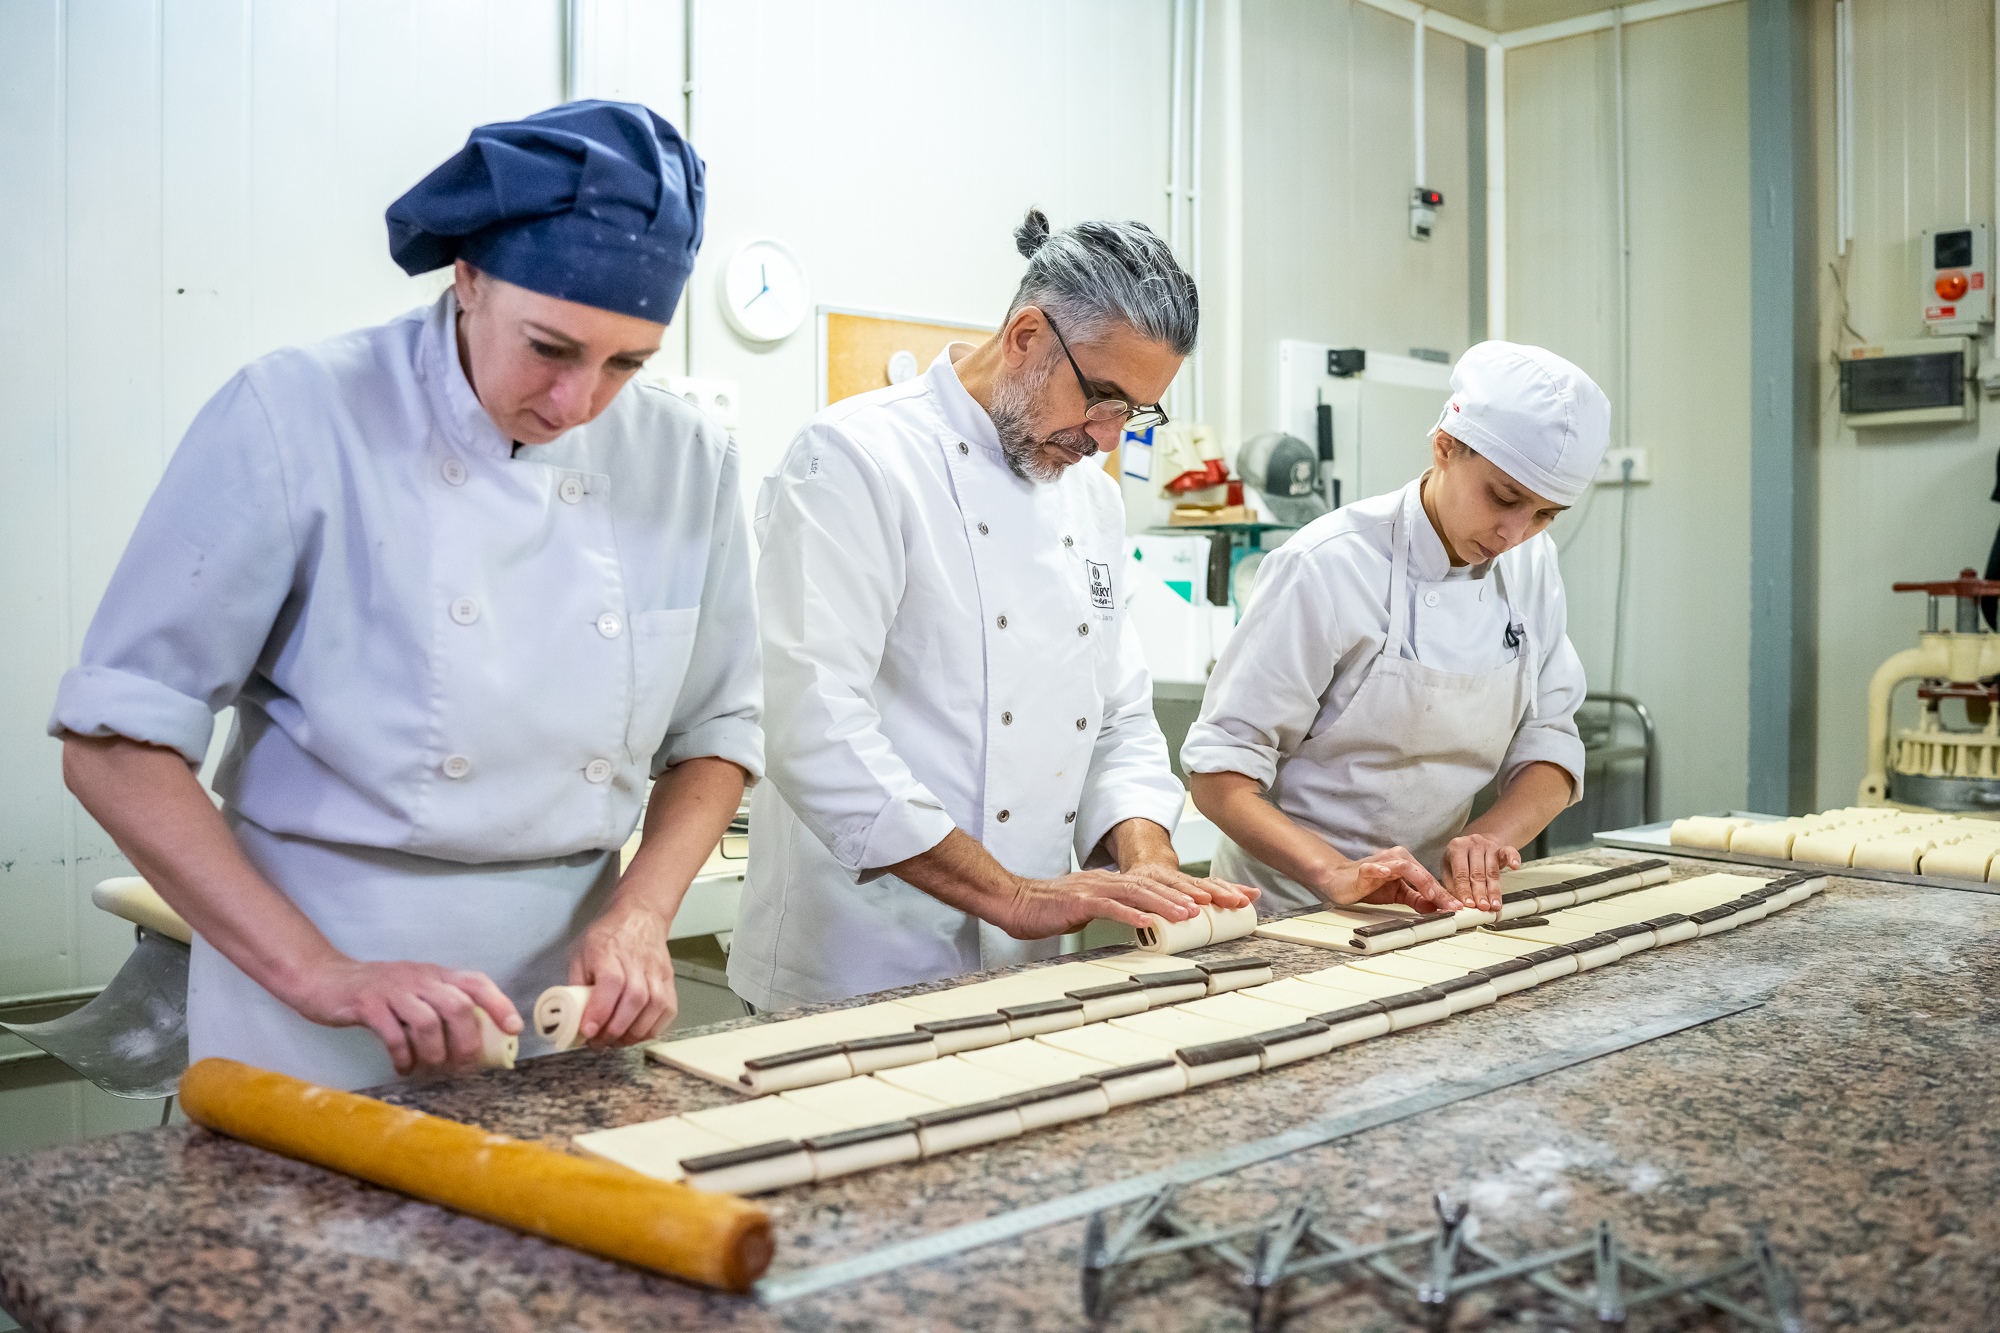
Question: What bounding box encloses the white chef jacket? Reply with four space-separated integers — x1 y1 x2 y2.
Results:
51 291 764 863
1182 479 1585 863
730 345 1185 1009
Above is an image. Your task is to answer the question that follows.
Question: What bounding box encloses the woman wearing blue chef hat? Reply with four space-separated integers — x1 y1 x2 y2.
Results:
51 102 761 1089
1185 342 1608 919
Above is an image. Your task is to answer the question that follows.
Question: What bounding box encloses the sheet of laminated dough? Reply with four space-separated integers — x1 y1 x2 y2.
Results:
871 1055 1033 1107
1345 953 1473 985
1237 977 1354 1013
1401 939 1530 972
1035 1022 1183 1069
1669 816 1756 849
1498 862 1605 892
777 1076 949 1129
1109 1007 1262 1050
1422 930 1544 961
1252 917 1374 951
1480 918 1604 946
958 1037 1114 1085
1921 842 1998 880
1626 873 1770 913
894 962 1132 1019
1086 951 1224 976
571 1115 738 1182
681 1095 846 1147
1286 965 1428 1003
647 1009 874 1088
1176 992 1321 1031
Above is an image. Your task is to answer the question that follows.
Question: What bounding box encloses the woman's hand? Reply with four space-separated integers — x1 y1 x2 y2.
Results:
568 903 678 1048
1315 846 1461 914
1441 833 1521 913
285 959 520 1077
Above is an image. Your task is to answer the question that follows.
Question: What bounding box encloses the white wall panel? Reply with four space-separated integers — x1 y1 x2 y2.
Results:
1813 0 1999 809
1 0 564 1037
683 0 1177 494
1507 3 1752 822
1232 0 1474 459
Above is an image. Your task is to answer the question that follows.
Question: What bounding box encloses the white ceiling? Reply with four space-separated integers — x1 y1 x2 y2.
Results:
1419 0 1630 32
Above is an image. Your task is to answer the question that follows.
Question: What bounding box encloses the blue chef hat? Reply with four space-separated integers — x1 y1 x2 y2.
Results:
386 100 703 322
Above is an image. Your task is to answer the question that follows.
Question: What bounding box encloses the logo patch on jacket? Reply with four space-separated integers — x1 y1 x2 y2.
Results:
1086 560 1114 610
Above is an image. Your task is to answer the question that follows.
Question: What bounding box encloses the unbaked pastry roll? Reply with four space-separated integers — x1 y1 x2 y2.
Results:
534 985 594 1052
1133 909 1212 953
474 1009 518 1070
1201 901 1260 945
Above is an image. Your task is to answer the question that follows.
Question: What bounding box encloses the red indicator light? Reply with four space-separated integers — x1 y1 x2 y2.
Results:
1936 270 1970 301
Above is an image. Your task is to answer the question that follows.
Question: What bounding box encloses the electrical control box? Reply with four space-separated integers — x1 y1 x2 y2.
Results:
1920 225 1990 334
1839 338 1976 428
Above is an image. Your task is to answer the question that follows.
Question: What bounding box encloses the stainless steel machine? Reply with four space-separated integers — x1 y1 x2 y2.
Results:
1859 568 2000 811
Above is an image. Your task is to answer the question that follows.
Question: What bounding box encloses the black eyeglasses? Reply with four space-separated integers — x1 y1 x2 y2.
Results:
1042 311 1170 432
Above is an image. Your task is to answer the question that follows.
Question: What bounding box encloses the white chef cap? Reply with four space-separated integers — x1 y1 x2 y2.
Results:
1430 341 1610 506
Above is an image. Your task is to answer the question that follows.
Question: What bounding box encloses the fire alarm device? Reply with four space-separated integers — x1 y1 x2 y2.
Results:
1409 187 1443 242
1920 225 1990 335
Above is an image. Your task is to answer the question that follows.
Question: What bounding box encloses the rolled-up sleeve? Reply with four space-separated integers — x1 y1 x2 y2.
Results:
48 373 296 766
653 435 765 780
1073 611 1185 866
756 429 956 875
1181 544 1345 788
1500 553 1586 801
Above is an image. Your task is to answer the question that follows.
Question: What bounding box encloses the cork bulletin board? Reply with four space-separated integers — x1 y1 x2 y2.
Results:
817 307 993 407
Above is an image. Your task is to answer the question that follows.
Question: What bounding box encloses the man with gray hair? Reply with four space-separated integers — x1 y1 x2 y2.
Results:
730 209 1255 1008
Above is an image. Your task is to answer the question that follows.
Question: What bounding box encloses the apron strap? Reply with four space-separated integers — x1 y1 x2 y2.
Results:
1385 489 1413 660
1492 554 1540 720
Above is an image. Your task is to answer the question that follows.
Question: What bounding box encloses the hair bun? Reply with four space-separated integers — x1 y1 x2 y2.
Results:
1014 208 1052 259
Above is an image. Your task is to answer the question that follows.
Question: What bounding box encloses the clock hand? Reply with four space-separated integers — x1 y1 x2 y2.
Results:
743 286 771 309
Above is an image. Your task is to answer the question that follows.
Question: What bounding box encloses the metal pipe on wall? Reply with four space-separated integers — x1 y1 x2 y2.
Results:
1167 0 1189 421
1413 7 1427 187
1191 0 1207 424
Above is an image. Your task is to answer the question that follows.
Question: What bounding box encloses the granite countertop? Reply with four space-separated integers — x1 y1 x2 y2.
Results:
1 852 1995 1331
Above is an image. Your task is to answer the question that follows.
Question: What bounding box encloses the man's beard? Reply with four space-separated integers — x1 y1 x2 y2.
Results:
990 358 1097 483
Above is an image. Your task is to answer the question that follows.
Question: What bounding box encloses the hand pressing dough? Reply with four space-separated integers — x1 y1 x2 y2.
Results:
1921 843 1997 880
571 1115 737 1182
534 985 593 1052
1134 909 1211 953
474 1009 518 1070
778 1077 947 1130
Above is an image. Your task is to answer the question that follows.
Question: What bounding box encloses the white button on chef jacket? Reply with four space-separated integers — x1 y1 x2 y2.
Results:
732 345 1184 1010
1182 479 1586 907
52 291 762 863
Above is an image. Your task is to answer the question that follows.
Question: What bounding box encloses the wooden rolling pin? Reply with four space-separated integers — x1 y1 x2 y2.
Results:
178 1058 773 1291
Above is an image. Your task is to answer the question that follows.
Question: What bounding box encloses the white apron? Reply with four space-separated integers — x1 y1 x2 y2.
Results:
187 813 616 1089
1213 499 1537 912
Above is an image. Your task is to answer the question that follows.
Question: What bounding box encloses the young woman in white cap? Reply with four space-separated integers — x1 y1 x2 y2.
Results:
1183 341 1609 915
52 102 760 1089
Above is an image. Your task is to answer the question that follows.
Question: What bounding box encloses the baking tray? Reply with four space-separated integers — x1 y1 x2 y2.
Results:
1593 814 2000 897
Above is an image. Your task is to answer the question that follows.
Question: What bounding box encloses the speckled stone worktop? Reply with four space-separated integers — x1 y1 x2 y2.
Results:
2 853 1995 1331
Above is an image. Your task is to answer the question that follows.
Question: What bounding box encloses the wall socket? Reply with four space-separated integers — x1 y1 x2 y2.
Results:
1593 447 1650 485
659 375 741 430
